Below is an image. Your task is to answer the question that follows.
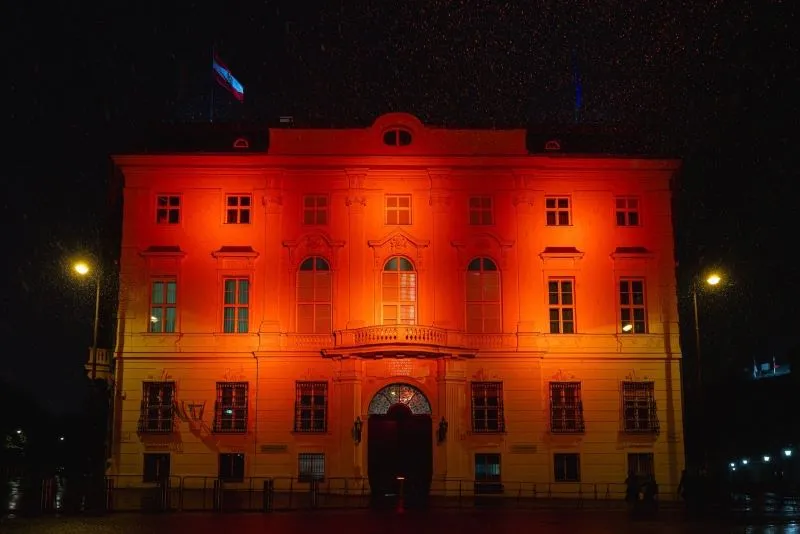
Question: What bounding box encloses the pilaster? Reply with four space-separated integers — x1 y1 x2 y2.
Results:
336 358 364 478
436 358 467 479
429 176 453 328
513 185 537 334
259 177 283 346
346 170 368 328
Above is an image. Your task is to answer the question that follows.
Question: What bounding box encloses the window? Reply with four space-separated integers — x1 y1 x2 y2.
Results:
382 257 417 325
298 453 325 482
225 195 251 224
627 452 655 476
385 195 412 225
156 195 181 224
223 278 250 333
383 128 412 146
619 279 646 334
149 279 177 333
297 257 332 333
213 382 248 433
474 453 502 494
554 453 580 482
294 381 328 432
549 382 585 433
545 196 571 226
471 382 505 432
622 381 659 433
615 197 640 226
218 453 245 482
466 258 501 333
302 195 328 225
143 453 170 483
469 196 493 225
548 279 575 334
139 382 175 434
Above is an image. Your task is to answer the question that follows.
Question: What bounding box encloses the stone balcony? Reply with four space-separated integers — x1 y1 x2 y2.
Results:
321 325 483 358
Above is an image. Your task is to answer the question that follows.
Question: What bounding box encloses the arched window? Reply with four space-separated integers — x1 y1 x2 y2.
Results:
382 256 417 325
466 257 501 333
297 257 332 333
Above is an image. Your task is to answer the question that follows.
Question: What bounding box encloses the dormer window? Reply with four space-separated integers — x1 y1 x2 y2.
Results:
383 128 412 147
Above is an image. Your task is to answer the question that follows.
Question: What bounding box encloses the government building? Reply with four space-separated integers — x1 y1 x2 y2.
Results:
109 112 684 502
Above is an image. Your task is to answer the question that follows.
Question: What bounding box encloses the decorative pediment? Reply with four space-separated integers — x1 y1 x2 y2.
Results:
283 232 345 269
451 232 514 268
139 246 186 273
211 246 259 270
368 230 430 269
610 246 655 261
140 245 186 258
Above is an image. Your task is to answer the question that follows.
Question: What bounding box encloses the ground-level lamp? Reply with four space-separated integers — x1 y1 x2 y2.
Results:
73 260 102 381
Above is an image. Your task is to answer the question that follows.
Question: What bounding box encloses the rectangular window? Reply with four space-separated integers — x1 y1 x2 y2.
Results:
223 278 250 333
143 453 170 483
298 453 325 482
554 453 581 482
548 278 575 334
218 453 245 482
294 381 328 432
549 382 585 433
619 278 646 333
545 196 571 226
156 195 181 224
302 195 328 225
622 381 659 433
615 197 640 226
469 196 493 225
627 452 655 476
226 194 252 224
213 382 248 433
139 382 175 434
385 195 412 225
474 453 503 494
471 382 505 433
149 279 177 333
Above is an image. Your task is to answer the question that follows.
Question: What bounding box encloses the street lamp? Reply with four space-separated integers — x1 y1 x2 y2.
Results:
73 259 102 381
692 272 723 390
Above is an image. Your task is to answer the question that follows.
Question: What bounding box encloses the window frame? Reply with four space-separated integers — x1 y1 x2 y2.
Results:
139 381 175 434
213 382 248 434
547 278 575 334
468 196 494 226
621 381 659 433
627 452 655 477
298 452 326 482
142 453 171 483
218 453 245 482
296 256 333 334
381 256 417 325
148 277 178 334
544 196 571 226
221 277 250 334
384 194 412 225
224 194 253 225
619 278 647 334
155 194 182 225
470 381 505 433
465 257 502 333
294 381 329 433
549 381 585 433
615 196 641 227
553 453 581 482
302 194 329 226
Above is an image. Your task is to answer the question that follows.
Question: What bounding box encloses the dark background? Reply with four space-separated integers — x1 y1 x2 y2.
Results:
4 1 799 462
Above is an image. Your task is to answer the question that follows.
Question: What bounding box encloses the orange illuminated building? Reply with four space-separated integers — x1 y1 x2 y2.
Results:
110 113 684 500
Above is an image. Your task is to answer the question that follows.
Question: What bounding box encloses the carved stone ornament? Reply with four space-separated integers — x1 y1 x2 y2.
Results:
471 367 500 381
623 369 652 382
451 232 514 269
223 367 247 382
345 196 367 209
368 230 430 270
283 232 345 270
551 369 578 382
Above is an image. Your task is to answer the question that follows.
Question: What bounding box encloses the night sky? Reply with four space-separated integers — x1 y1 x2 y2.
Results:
5 1 798 413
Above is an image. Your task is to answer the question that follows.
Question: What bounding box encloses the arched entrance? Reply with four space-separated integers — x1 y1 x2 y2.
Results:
367 383 433 506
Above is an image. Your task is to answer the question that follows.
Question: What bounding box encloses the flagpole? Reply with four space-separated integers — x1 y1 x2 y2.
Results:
210 45 215 123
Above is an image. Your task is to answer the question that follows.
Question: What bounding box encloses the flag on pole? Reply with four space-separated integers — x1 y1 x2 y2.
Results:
212 51 244 102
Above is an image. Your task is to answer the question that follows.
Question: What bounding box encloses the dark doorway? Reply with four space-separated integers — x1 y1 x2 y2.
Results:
368 403 432 507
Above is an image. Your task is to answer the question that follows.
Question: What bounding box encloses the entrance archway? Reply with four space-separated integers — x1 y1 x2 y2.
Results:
367 383 433 506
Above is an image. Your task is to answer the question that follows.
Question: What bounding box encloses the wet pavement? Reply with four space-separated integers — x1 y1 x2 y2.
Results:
1 510 799 534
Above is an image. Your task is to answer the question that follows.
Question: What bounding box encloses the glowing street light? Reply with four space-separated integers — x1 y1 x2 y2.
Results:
706 273 721 286
71 259 102 381
763 455 771 463
784 449 793 458
74 261 90 275
693 271 725 390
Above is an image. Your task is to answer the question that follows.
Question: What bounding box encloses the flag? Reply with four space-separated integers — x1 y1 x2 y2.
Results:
212 52 244 102
572 50 583 122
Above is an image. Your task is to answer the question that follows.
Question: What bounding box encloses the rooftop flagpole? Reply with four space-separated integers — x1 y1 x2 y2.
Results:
210 45 215 123
572 49 583 124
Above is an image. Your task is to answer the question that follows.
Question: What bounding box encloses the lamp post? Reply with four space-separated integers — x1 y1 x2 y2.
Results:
692 273 721 392
73 260 102 381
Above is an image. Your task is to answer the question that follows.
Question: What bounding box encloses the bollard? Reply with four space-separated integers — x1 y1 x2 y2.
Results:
310 480 318 509
262 479 274 512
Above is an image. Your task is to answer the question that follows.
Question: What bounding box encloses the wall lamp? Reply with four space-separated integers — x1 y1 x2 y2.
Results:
437 417 448 444
352 416 363 445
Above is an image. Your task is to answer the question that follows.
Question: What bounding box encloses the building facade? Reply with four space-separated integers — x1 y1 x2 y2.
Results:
110 113 684 498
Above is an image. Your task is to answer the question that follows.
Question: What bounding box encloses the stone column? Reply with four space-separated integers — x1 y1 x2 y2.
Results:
259 177 283 348
436 358 467 480
337 358 364 478
429 171 453 328
346 171 368 329
513 183 537 336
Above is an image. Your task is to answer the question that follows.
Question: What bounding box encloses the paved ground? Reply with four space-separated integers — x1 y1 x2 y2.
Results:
1 510 798 534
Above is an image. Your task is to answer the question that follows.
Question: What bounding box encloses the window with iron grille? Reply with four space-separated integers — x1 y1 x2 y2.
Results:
214 382 248 433
627 452 654 476
156 195 181 224
554 453 581 482
298 453 325 482
622 381 659 433
469 196 494 225
297 257 332 333
619 278 646 334
223 278 249 333
218 453 245 482
471 382 505 432
385 195 412 225
615 197 640 226
139 382 175 434
302 195 328 225
382 256 417 325
225 194 252 224
466 257 501 333
548 278 575 334
549 382 585 433
545 196 571 226
475 453 501 482
294 382 328 432
149 278 177 333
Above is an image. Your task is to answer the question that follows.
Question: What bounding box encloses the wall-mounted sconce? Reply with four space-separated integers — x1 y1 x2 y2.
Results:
437 417 448 443
352 416 363 444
